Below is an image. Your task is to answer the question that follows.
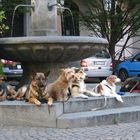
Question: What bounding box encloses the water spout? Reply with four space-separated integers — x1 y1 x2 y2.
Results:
48 2 61 11
48 3 75 35
11 4 35 37
60 6 75 35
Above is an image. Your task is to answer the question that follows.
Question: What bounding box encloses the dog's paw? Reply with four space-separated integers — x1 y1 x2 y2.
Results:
72 94 88 99
48 101 53 106
35 101 41 106
79 94 89 99
47 97 53 106
116 95 123 103
92 93 101 96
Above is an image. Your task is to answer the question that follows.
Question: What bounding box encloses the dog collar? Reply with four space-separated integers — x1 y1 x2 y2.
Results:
72 84 80 88
104 84 112 91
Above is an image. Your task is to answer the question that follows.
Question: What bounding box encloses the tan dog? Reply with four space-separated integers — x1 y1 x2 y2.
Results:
11 72 49 105
94 75 123 102
71 68 100 98
43 68 75 106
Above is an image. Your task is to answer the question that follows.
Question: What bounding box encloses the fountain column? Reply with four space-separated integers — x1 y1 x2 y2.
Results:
29 0 58 36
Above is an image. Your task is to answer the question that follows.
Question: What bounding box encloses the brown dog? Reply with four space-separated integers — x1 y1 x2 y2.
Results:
10 72 49 105
0 74 18 101
43 68 75 106
25 72 50 105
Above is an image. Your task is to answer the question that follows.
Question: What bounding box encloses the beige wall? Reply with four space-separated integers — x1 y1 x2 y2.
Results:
115 30 140 60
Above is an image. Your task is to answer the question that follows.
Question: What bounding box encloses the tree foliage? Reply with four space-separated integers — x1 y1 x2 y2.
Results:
1 0 28 14
0 6 9 37
80 0 140 70
0 0 30 37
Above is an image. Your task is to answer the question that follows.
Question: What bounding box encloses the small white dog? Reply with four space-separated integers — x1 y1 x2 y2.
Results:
94 75 123 102
70 68 100 98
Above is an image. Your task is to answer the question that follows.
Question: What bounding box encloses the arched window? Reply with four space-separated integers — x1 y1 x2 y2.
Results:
62 0 79 36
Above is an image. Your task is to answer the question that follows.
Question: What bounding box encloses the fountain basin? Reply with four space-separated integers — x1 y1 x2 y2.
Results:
0 36 108 62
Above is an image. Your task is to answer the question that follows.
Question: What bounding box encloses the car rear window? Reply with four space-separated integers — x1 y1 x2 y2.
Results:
90 50 110 59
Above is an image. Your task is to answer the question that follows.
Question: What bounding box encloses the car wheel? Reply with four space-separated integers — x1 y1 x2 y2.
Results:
119 69 128 82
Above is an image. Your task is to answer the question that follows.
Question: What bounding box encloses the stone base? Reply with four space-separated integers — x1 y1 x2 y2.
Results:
0 101 63 127
1 94 140 128
17 62 72 88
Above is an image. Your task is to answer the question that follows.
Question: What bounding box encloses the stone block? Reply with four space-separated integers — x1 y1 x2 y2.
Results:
0 101 63 127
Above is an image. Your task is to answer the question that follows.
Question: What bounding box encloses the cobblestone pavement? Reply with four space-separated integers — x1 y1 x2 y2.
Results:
0 121 140 140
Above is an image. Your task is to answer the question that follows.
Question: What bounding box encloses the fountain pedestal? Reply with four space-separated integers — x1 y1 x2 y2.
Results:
20 62 69 87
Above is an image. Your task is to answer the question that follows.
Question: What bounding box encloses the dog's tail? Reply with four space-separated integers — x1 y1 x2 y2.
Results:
91 95 107 111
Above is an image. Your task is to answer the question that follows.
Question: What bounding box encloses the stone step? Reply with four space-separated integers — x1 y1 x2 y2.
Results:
0 93 140 128
57 106 140 128
64 93 140 113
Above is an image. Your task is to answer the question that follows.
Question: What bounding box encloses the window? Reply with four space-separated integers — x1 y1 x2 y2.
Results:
134 54 140 61
90 50 110 59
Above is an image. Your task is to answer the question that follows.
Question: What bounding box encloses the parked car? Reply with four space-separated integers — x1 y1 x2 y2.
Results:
1 59 23 81
80 49 112 81
115 51 140 82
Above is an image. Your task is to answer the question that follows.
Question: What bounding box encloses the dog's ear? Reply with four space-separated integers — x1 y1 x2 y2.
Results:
106 75 112 82
31 71 37 80
75 68 81 73
71 67 80 73
60 68 65 74
45 70 50 77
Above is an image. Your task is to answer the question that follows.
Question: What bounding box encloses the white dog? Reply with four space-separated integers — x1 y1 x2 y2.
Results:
70 68 100 98
94 75 123 102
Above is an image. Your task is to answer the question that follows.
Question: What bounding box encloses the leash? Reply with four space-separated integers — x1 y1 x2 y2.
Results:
62 88 72 113
91 95 107 111
91 83 113 111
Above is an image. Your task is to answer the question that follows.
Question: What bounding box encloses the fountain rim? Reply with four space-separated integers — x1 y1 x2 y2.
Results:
0 36 108 45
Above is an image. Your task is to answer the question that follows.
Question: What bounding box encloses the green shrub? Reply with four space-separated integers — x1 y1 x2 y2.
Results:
0 10 9 37
0 61 3 75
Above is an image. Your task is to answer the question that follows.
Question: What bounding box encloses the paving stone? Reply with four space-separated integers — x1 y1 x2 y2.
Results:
0 121 140 140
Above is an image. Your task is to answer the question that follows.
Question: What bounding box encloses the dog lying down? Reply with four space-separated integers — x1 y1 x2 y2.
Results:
0 75 19 101
94 75 123 102
70 68 100 99
6 72 50 105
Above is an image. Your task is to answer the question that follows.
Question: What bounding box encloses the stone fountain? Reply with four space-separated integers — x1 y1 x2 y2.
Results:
0 0 109 128
0 0 108 86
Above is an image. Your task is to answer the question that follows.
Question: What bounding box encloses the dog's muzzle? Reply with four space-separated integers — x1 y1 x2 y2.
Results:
115 78 121 83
